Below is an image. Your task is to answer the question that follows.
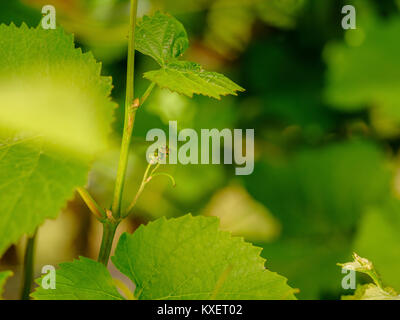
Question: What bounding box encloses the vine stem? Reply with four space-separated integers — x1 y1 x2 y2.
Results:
98 221 118 266
97 0 139 266
111 0 139 220
20 231 37 300
111 82 154 221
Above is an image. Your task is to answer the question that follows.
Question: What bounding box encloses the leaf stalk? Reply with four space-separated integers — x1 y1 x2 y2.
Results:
77 187 106 220
140 82 156 105
20 231 37 300
124 163 153 216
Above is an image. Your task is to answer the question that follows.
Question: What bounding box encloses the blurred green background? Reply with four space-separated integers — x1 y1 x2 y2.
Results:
1 0 400 300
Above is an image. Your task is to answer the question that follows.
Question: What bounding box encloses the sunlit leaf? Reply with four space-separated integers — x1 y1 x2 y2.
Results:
0 24 114 256
135 12 244 99
144 61 244 99
0 24 115 157
339 253 400 300
342 284 400 300
32 257 124 300
112 215 296 300
33 215 296 300
135 11 188 66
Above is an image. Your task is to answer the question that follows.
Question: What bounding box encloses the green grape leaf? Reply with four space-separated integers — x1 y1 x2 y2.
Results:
33 216 295 300
0 24 115 156
339 253 400 300
135 11 189 66
338 252 382 287
338 252 373 272
32 257 124 300
0 271 12 298
342 284 400 300
0 136 89 257
144 61 244 99
135 12 244 99
112 215 296 300
0 24 114 257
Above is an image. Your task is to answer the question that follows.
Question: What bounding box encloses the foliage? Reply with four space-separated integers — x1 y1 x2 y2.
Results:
339 253 400 300
0 4 295 301
33 216 296 300
0 24 114 257
32 257 124 300
136 12 244 99
1 0 400 301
